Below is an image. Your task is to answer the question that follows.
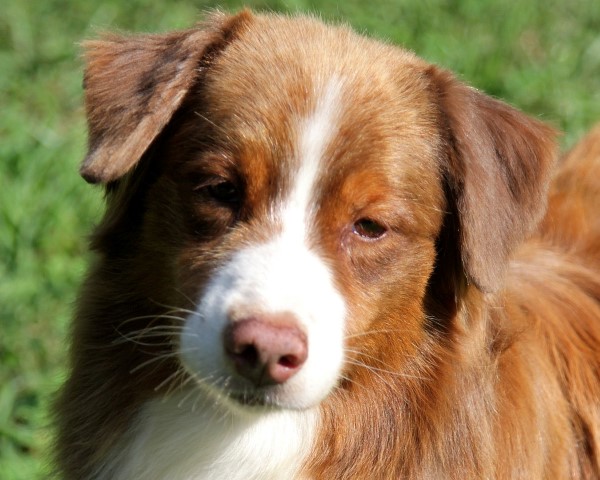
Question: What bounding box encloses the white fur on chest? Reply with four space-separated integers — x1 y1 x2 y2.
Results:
101 392 317 480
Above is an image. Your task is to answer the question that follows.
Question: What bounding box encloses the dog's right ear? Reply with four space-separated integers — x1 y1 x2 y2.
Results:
80 10 253 184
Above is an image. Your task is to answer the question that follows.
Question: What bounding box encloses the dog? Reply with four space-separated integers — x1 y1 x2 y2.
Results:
54 9 600 479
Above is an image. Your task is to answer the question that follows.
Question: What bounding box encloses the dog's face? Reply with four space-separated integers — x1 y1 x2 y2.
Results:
80 11 555 412
167 19 446 410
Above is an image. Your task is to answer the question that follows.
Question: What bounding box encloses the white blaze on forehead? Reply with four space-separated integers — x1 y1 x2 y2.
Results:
283 76 344 239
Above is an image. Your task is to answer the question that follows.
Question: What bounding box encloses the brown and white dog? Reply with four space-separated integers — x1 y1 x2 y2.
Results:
54 9 600 479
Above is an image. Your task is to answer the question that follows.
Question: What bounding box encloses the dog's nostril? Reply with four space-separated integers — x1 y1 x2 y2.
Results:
224 315 308 386
233 344 259 368
278 354 301 369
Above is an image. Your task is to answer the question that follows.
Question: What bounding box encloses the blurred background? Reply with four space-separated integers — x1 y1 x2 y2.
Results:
1 0 599 477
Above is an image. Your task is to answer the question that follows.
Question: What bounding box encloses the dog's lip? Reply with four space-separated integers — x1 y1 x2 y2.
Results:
228 390 271 407
225 383 293 409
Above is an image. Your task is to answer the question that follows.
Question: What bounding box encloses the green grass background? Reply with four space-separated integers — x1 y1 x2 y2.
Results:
1 0 599 477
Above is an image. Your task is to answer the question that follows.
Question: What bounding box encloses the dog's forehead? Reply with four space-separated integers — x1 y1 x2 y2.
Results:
192 15 444 229
204 15 436 135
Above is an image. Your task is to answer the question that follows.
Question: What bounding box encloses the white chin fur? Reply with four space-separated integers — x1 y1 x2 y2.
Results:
102 392 318 480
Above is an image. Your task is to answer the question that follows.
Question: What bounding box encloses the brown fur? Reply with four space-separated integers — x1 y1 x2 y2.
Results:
55 10 600 479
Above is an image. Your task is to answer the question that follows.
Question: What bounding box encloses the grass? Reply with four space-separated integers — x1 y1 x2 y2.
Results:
1 0 598 477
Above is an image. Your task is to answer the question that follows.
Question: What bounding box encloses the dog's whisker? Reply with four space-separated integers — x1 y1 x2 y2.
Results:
177 387 201 410
128 350 184 374
112 335 176 346
192 388 207 413
170 288 200 309
160 371 194 403
344 358 428 383
154 369 184 393
146 298 200 318
343 360 401 391
116 310 189 328
159 374 182 401
344 347 403 369
116 327 188 338
344 329 403 340
345 346 434 382
176 372 229 412
335 373 371 394
111 323 197 347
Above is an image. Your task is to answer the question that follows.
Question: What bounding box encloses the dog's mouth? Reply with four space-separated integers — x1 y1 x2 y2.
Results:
227 389 272 408
209 382 292 412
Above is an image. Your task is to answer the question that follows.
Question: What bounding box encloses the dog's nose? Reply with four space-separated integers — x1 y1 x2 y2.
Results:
224 315 308 386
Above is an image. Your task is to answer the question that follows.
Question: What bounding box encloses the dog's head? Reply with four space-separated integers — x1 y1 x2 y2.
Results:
81 11 556 411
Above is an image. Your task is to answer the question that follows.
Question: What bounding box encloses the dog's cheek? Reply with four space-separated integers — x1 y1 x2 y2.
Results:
335 234 438 376
341 235 436 320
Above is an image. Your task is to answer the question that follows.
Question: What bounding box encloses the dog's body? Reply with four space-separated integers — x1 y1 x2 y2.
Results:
54 10 600 479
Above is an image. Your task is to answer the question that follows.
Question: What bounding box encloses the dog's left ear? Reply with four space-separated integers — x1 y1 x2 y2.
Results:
80 11 253 184
428 67 558 292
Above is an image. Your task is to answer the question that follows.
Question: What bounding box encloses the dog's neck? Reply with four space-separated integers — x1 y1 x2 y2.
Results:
98 390 317 480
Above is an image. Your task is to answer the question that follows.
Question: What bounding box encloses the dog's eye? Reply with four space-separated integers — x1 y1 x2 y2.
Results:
205 181 242 205
353 218 387 240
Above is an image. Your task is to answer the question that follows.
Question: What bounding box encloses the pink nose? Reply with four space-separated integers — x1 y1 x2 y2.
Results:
224 315 308 386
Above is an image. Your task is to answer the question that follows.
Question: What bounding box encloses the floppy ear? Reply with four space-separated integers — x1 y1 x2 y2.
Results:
429 67 558 292
80 10 252 184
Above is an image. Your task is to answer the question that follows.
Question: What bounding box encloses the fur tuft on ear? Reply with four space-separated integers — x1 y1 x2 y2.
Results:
429 67 558 292
80 10 253 184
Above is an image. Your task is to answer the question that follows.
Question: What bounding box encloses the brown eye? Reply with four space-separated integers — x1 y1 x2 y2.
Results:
353 218 387 240
205 181 242 205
